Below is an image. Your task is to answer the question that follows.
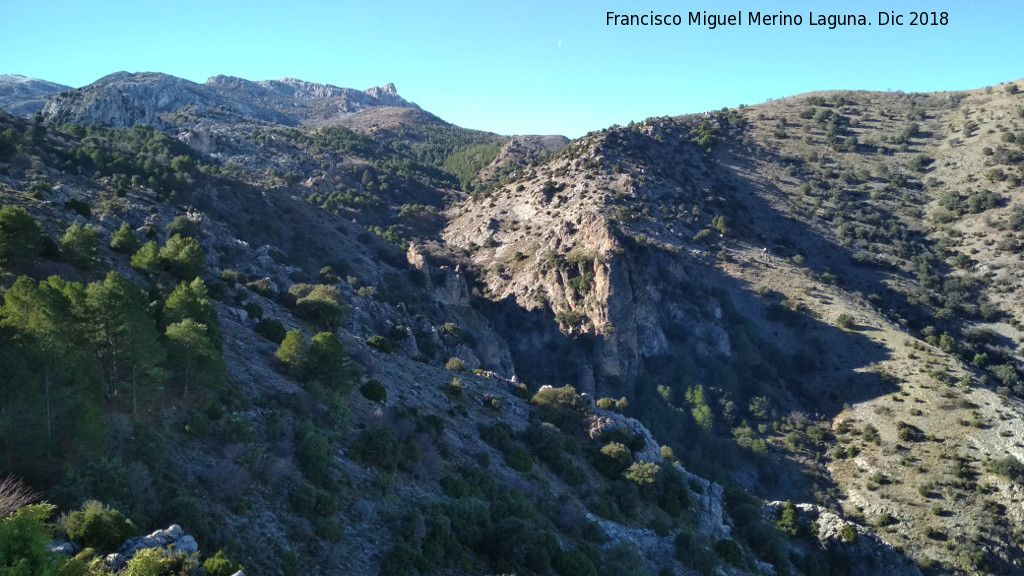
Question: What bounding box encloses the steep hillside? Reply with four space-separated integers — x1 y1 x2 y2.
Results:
443 81 1024 573
2 73 1024 576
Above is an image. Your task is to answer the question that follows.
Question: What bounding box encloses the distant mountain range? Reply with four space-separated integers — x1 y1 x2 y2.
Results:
0 72 417 128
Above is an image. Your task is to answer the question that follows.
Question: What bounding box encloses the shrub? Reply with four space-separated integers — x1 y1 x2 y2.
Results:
360 380 387 403
0 503 63 576
840 524 857 543
290 481 338 517
505 447 534 473
553 548 597 576
277 330 308 374
255 318 287 343
480 423 515 452
986 455 1024 482
623 461 660 487
297 432 334 485
290 284 347 330
204 550 243 576
166 215 199 237
596 397 628 412
351 426 401 471
442 377 466 399
62 500 138 552
445 357 466 371
836 313 855 329
221 269 246 285
714 538 744 567
439 322 462 340
123 547 197 576
532 385 591 431
596 442 633 479
366 335 392 353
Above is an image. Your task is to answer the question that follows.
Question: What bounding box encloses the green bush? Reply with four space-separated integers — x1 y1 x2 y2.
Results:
714 539 744 567
441 377 466 399
290 481 338 517
554 548 597 576
290 284 347 331
596 442 633 479
255 318 287 343
531 385 591 432
296 432 334 485
366 335 392 353
203 550 242 576
985 456 1024 482
505 447 534 473
277 330 308 372
123 547 196 576
445 357 466 371
166 215 199 238
360 380 387 403
0 503 64 576
62 500 138 553
480 423 515 452
351 426 401 471
840 524 857 543
596 397 628 412
439 322 462 340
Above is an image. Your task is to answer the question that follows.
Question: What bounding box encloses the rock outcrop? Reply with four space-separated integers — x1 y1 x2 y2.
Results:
105 524 200 571
764 502 923 576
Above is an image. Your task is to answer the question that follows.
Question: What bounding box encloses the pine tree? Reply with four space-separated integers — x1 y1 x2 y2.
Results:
307 332 358 391
0 205 43 268
86 271 165 412
159 234 205 279
162 279 222 348
59 221 99 269
277 330 309 379
165 319 217 399
0 276 103 466
109 222 140 253
130 241 161 275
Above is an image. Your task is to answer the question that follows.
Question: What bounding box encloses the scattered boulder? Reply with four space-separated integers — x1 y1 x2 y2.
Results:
107 524 199 571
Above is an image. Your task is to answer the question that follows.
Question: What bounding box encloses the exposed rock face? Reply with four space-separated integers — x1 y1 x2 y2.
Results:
41 72 418 128
0 74 72 115
46 541 79 556
443 130 734 397
105 524 200 571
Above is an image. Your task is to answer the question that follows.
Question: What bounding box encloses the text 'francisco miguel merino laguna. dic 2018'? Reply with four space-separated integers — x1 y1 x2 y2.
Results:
605 11 949 29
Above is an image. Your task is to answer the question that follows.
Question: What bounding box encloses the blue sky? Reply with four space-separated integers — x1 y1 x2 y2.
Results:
4 0 1022 138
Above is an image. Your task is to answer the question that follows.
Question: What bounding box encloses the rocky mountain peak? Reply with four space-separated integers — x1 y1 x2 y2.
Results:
34 72 419 129
364 82 412 107
0 74 72 115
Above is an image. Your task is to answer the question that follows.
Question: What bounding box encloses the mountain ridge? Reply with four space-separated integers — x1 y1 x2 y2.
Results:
1 71 1024 575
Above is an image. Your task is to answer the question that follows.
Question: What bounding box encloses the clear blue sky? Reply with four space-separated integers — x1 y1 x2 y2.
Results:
5 0 1022 138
